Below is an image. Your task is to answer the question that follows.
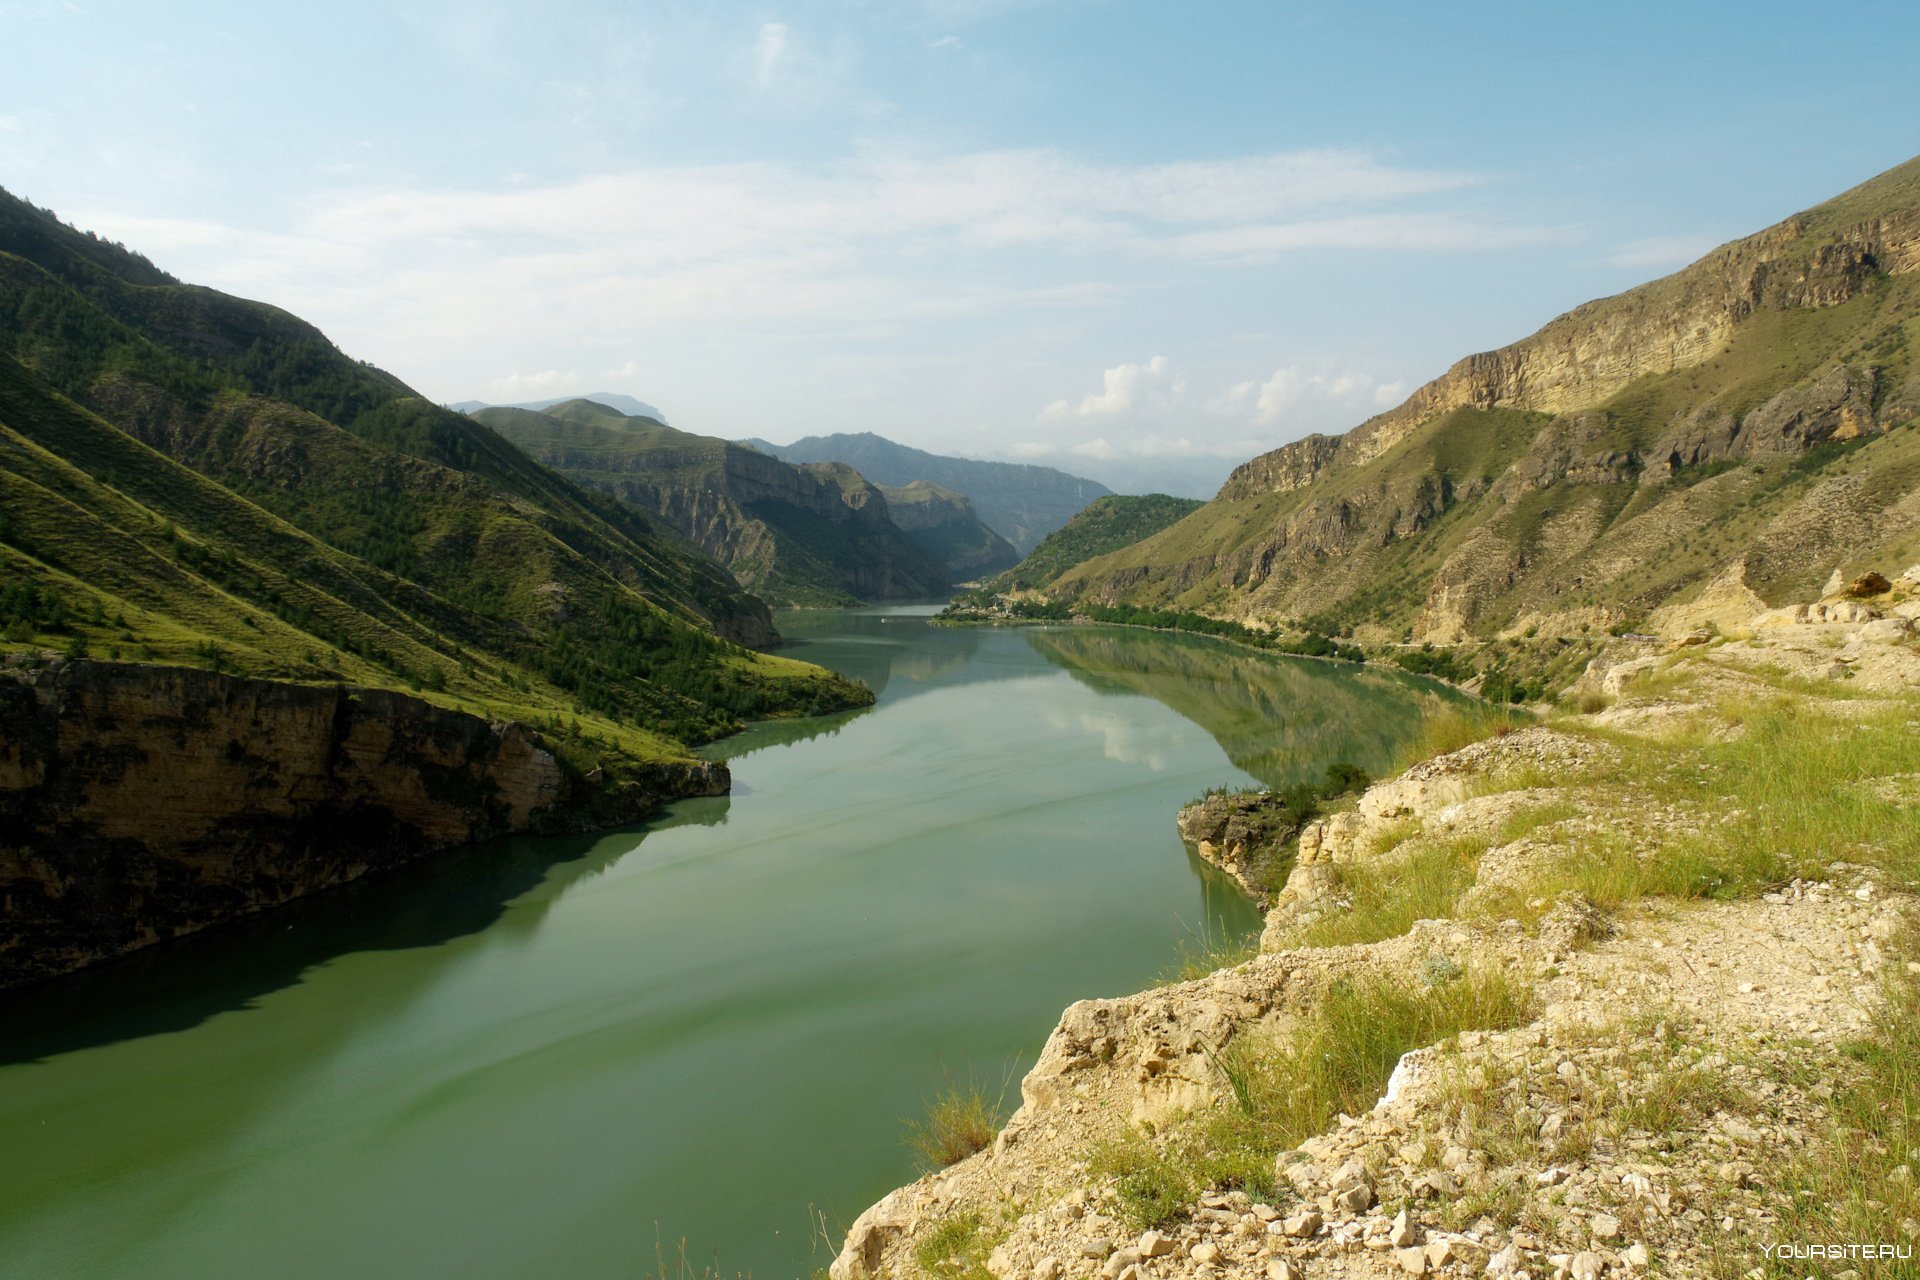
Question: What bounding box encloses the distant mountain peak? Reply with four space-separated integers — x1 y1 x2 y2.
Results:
448 391 666 423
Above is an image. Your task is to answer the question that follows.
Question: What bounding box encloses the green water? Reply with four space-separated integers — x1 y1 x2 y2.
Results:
0 610 1460 1279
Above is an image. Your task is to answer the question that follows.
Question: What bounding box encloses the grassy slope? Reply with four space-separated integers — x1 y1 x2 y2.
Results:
0 190 870 752
983 494 1205 594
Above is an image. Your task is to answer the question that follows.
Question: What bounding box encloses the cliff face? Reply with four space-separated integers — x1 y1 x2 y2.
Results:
0 659 727 988
1220 200 1920 503
876 480 1019 579
479 404 950 605
1049 155 1920 647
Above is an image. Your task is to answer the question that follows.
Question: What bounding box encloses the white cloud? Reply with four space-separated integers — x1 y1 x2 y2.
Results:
1039 355 1182 421
752 22 792 90
489 369 582 399
928 34 962 49
1604 234 1719 270
1209 364 1406 428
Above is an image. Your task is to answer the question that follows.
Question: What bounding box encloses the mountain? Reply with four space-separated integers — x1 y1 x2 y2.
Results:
1038 154 1920 683
475 399 950 605
745 432 1110 555
981 493 1204 595
874 481 1019 580
0 194 874 792
448 392 666 422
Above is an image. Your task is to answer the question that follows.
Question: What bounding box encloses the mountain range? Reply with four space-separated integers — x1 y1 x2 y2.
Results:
746 432 1112 555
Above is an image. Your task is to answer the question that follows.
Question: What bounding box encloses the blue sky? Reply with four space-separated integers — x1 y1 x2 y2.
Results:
5 0 1919 493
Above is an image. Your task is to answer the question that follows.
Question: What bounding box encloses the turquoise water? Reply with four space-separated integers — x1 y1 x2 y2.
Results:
0 610 1457 1279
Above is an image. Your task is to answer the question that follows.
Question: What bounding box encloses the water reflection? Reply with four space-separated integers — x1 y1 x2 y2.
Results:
1025 626 1464 788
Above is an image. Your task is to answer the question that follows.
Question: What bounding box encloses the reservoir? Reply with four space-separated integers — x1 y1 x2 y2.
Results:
0 608 1460 1279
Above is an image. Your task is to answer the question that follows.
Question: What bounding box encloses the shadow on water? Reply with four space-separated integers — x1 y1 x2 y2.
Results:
0 797 734 1066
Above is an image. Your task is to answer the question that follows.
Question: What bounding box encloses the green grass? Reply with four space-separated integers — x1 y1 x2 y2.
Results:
910 1210 1005 1280
904 1074 1008 1171
1091 967 1535 1229
1471 695 1920 925
1766 938 1920 1279
1281 835 1491 950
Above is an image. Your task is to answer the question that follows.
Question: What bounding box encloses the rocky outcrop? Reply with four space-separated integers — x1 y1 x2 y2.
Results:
0 659 726 988
878 480 1020 579
1176 789 1311 900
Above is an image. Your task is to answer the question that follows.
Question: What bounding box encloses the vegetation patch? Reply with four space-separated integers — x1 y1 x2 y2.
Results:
1090 967 1534 1229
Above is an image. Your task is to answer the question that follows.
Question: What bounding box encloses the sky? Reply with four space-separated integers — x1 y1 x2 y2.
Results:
5 0 1920 495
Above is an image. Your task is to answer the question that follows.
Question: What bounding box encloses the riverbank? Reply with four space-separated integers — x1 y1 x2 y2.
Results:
832 579 1920 1278
0 657 734 989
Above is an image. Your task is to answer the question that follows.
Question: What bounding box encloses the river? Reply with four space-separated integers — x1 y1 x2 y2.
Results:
0 608 1461 1279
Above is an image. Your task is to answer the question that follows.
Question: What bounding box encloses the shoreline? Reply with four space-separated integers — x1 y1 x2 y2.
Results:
829 586 1920 1278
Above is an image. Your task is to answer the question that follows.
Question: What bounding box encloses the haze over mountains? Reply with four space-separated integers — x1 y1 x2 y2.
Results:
746 432 1112 555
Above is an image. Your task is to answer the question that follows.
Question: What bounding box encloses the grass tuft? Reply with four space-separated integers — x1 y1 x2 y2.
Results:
905 1074 1007 1171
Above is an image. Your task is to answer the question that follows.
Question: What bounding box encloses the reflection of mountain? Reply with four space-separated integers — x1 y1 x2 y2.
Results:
772 611 1035 706
1026 626 1464 788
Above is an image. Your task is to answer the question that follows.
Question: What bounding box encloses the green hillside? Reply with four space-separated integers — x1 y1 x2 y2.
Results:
0 189 870 763
476 400 949 605
977 493 1204 594
1041 155 1920 690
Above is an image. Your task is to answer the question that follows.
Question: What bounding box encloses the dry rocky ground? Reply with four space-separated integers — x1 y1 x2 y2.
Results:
830 568 1920 1280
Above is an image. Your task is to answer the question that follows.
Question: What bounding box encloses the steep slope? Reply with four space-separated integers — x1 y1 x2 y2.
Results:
0 190 874 984
0 188 874 739
747 432 1110 554
476 400 950 604
874 480 1019 579
1052 155 1920 658
982 493 1204 594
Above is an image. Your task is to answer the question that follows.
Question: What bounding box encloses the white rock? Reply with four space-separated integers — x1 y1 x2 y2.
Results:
1137 1231 1176 1258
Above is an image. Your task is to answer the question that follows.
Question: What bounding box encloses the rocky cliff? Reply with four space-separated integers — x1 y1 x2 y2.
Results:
1046 155 1920 660
877 480 1020 579
0 658 726 988
479 402 950 605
